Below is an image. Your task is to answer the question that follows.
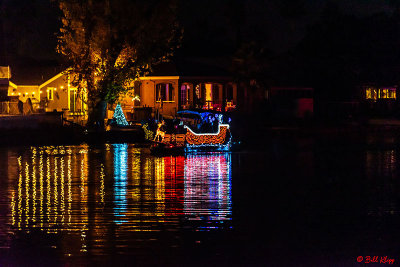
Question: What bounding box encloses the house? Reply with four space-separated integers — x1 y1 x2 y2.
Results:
364 85 397 101
0 66 42 113
2 67 86 120
362 85 398 116
119 60 238 120
34 71 86 116
4 59 238 122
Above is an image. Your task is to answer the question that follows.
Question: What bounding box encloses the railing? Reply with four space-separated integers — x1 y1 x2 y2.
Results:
64 110 87 126
200 100 237 112
0 102 22 115
180 100 193 110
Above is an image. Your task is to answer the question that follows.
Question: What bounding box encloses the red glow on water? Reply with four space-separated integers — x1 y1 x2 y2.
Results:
164 156 185 216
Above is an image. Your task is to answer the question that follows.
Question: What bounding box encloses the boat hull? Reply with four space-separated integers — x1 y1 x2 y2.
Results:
150 142 232 155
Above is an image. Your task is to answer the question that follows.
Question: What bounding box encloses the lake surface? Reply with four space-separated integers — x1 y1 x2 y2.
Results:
0 136 399 266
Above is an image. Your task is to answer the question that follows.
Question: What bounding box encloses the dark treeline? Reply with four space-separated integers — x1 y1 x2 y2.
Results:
288 3 400 102
0 0 61 65
177 0 400 104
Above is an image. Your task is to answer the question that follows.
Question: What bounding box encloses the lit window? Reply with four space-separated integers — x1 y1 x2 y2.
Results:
156 83 174 102
69 88 77 112
195 84 201 99
133 82 141 100
366 88 372 99
69 88 84 114
366 87 396 100
47 87 54 100
381 88 396 99
390 89 396 99
381 89 387 98
372 89 378 100
180 84 190 106
205 83 212 102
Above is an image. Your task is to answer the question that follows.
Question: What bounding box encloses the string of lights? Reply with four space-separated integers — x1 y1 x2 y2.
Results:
113 104 129 126
184 124 230 145
142 123 155 140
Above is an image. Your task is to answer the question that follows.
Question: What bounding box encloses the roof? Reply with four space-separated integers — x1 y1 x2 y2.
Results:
149 58 232 77
9 57 232 86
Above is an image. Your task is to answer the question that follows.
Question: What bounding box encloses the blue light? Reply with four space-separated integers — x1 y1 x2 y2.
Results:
113 104 129 126
113 143 128 224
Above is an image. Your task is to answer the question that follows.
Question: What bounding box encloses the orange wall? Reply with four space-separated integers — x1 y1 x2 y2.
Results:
9 85 40 103
40 74 69 112
132 78 179 117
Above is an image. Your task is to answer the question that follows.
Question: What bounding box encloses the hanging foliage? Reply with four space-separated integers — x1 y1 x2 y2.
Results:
56 0 181 126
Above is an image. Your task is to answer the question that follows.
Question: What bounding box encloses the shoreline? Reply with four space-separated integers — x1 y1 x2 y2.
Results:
2 112 400 147
2 121 400 149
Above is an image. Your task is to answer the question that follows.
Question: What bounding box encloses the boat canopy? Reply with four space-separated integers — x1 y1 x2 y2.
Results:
177 110 231 125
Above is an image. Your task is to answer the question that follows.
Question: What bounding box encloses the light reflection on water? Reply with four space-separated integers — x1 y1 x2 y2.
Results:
1 138 400 265
365 149 398 216
0 144 232 259
113 143 128 224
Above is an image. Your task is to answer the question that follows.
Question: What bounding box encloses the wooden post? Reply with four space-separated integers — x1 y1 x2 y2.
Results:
192 82 198 108
177 80 182 111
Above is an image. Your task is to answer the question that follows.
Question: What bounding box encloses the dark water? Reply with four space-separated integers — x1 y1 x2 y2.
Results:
0 137 399 266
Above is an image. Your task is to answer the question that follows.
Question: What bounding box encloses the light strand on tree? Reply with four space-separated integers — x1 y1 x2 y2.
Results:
113 104 129 126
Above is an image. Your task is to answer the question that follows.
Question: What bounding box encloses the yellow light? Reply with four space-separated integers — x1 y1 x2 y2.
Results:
184 124 229 145
18 93 21 95
11 92 14 95
54 88 57 91
60 86 64 89
46 90 49 92
32 92 35 95
25 92 28 95
40 91 43 93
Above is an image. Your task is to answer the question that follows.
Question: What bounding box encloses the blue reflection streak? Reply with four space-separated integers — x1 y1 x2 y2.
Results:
113 144 128 224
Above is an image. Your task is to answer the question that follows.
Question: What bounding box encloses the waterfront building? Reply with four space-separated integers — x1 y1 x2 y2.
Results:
119 61 238 120
3 60 238 122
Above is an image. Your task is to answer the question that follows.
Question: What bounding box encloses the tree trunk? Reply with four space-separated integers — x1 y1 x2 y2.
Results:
86 97 107 130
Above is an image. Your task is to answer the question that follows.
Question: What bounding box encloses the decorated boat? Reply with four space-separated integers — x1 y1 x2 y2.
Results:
147 110 234 154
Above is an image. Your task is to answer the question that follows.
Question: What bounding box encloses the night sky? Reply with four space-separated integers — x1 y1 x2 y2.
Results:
0 0 396 84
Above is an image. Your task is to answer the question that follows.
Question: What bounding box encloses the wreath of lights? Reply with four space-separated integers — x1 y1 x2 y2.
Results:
184 124 230 145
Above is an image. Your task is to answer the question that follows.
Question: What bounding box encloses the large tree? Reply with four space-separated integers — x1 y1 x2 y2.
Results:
57 0 180 127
